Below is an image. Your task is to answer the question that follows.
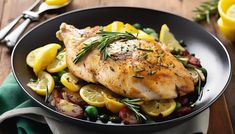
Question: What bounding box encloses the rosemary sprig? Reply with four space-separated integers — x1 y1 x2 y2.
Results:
97 31 136 60
121 98 147 121
193 0 219 23
73 40 101 63
73 31 136 63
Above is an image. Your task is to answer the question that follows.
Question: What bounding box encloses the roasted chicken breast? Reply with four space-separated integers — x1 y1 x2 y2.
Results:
56 23 194 100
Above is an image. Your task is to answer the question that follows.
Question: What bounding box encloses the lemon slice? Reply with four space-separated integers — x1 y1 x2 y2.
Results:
60 72 82 92
33 43 61 75
141 99 176 117
79 84 106 107
101 91 125 113
227 4 235 19
47 50 67 73
137 30 155 41
26 47 43 68
27 71 55 96
159 24 185 52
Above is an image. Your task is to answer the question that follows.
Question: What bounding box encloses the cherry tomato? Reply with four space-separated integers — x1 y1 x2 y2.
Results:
119 107 138 124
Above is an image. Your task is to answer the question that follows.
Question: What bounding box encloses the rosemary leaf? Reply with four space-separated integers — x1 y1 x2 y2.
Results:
121 98 147 121
73 40 100 63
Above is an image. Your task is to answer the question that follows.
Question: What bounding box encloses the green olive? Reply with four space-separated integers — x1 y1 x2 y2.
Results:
143 28 156 34
145 119 156 124
149 32 158 40
85 106 98 120
133 23 142 29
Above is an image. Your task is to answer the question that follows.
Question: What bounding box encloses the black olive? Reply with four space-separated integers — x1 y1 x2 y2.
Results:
99 114 109 123
110 116 122 123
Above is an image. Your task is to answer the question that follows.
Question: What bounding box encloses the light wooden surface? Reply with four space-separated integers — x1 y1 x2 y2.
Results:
0 0 234 133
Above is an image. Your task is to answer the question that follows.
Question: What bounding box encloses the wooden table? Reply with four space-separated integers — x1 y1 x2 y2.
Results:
0 0 234 133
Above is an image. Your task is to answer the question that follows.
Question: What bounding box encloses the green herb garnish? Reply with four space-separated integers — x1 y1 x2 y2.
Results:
73 31 136 63
193 0 219 23
121 98 147 121
73 40 100 63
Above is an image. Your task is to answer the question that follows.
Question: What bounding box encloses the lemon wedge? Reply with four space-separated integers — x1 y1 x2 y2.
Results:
137 30 155 41
27 71 55 96
141 99 176 117
104 21 155 41
124 23 138 33
47 50 67 73
227 4 235 19
101 91 125 113
159 24 185 52
60 72 82 92
79 84 106 107
26 47 43 68
104 21 125 32
32 43 61 75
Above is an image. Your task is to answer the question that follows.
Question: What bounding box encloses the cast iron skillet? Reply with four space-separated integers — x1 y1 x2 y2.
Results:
11 7 232 133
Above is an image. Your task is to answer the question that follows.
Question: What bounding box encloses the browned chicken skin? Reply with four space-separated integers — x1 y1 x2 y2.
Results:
56 23 194 100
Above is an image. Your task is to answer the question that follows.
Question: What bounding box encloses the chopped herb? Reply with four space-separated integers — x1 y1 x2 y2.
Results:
110 66 115 72
143 53 148 60
133 75 144 79
137 48 154 52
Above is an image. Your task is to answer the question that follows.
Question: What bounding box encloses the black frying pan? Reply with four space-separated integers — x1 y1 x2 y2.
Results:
11 7 232 133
